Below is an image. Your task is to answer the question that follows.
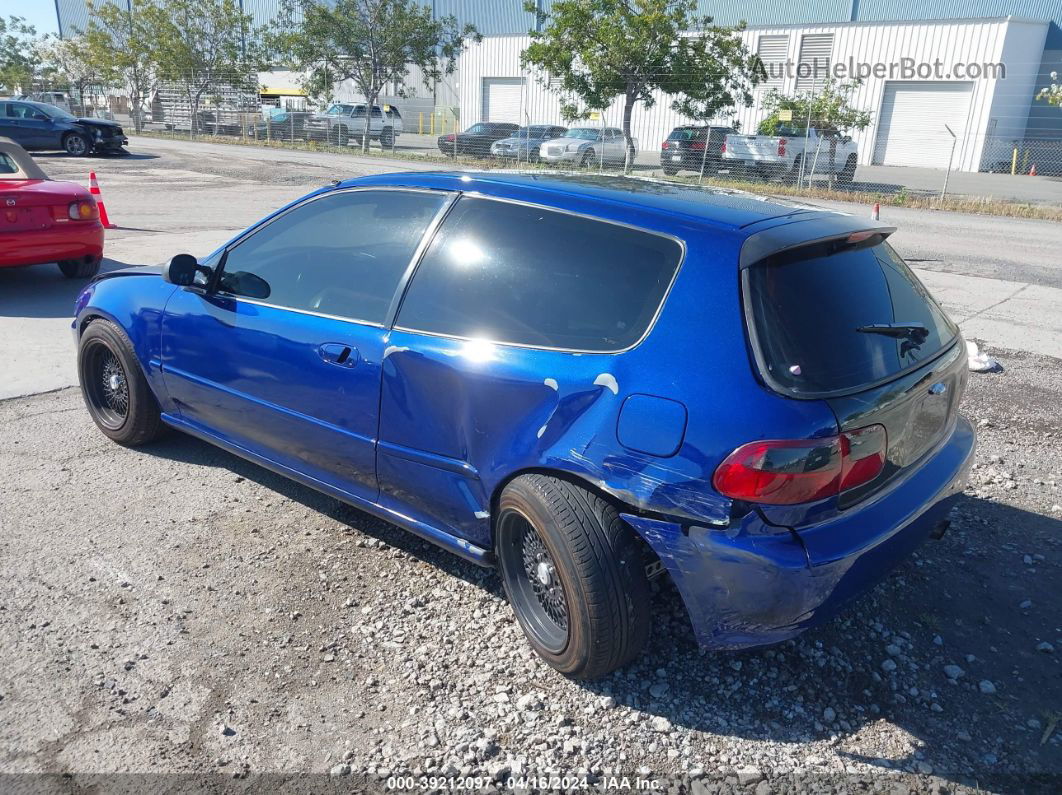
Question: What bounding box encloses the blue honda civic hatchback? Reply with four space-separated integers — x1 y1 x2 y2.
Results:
73 172 974 678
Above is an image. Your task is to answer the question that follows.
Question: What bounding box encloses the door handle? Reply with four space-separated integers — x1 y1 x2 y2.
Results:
317 342 359 368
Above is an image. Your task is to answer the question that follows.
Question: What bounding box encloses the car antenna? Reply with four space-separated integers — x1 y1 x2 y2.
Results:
329 178 340 187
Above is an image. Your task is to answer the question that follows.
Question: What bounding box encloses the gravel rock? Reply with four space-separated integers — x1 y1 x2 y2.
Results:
943 664 965 680
978 680 998 694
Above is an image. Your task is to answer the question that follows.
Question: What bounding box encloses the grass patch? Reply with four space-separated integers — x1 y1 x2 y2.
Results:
135 130 1062 222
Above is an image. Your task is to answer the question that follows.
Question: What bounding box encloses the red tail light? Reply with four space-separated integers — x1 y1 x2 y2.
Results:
720 142 726 153
445 134 455 141
712 425 887 505
778 137 788 157
52 199 99 222
690 140 706 151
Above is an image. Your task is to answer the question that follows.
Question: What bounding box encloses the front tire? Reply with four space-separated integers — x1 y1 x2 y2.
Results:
58 256 101 279
496 475 652 679
580 149 596 168
63 132 91 157
78 319 164 446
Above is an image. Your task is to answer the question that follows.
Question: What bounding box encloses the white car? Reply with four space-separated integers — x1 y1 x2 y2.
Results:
723 126 858 184
539 127 636 167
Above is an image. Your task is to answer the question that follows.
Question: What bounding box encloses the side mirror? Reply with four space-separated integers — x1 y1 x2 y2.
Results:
162 253 202 286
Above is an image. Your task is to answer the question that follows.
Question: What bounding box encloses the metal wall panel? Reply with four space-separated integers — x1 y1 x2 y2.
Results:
459 17 1045 172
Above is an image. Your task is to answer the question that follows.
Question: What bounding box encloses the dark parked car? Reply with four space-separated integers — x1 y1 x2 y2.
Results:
0 100 128 156
73 173 974 678
245 109 313 141
660 125 733 176
438 122 519 158
490 124 568 162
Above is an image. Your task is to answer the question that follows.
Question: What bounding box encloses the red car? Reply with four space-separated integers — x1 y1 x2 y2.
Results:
0 136 103 278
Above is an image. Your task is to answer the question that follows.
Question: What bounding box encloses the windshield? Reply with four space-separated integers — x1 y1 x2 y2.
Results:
32 103 75 120
325 104 354 116
564 128 600 141
746 240 958 395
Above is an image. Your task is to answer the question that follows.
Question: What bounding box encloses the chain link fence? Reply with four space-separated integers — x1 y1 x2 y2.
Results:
8 78 1061 214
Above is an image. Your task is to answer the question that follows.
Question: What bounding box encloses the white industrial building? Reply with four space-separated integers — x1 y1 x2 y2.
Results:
458 16 1051 172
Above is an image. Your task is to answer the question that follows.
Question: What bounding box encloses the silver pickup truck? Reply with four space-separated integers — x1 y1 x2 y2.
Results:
723 126 858 184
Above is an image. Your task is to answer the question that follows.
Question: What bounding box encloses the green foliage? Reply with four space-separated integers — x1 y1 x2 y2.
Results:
0 16 42 93
84 0 159 131
271 0 480 150
756 78 872 136
1038 71 1061 108
521 0 759 172
147 0 266 133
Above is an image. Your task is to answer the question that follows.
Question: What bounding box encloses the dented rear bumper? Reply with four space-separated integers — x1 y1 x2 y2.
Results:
622 414 975 649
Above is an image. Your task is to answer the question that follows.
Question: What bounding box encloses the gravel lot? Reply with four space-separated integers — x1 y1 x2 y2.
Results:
0 341 1059 793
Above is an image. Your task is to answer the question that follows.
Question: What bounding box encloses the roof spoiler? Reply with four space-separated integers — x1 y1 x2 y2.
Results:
739 214 896 269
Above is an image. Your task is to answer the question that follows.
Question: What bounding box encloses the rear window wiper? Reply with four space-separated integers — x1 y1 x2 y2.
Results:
856 323 929 342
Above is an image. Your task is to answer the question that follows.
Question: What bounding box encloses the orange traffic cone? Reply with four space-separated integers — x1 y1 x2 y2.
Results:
1029 163 1038 176
88 172 116 229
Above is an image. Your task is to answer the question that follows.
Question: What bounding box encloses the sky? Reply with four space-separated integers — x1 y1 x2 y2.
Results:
8 1 60 36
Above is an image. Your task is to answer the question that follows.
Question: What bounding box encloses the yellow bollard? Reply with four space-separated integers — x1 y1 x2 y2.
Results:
430 113 435 135
1011 146 1018 175
418 112 424 135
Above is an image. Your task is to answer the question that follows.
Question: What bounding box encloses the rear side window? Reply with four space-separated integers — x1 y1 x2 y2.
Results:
745 240 958 395
396 198 683 351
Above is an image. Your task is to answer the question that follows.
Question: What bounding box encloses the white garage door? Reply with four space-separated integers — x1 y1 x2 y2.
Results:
873 81 973 168
481 78 523 123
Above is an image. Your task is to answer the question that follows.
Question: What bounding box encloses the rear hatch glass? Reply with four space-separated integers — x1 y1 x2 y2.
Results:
744 236 966 506
745 239 958 396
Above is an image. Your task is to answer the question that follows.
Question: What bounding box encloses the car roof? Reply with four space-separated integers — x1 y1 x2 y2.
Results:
0 136 49 180
343 171 835 232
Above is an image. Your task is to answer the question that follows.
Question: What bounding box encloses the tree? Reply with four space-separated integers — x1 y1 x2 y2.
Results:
271 0 480 152
0 16 41 94
84 0 160 133
38 36 109 116
522 0 760 173
1037 71 1061 108
148 0 265 135
757 78 871 182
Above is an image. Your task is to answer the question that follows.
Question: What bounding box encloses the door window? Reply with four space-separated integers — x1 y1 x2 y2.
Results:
396 197 683 351
217 189 450 325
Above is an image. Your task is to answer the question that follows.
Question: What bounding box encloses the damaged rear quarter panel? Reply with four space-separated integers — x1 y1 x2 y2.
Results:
376 225 838 550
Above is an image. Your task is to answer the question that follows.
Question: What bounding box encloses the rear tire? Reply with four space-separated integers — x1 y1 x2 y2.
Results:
78 320 164 446
838 154 857 187
58 256 101 279
662 165 678 176
380 128 393 148
496 475 652 679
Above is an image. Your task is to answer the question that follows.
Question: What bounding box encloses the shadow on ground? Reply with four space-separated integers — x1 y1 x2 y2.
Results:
0 257 138 319
140 427 1061 791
